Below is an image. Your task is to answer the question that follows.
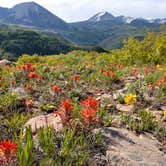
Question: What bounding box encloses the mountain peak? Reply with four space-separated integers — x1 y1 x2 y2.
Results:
88 11 115 22
0 1 69 31
13 1 38 6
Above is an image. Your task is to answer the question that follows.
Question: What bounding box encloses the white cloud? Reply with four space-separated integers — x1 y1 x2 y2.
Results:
0 0 166 22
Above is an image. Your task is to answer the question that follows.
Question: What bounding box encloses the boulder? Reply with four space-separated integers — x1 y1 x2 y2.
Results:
96 94 112 102
113 87 127 100
0 59 12 67
11 87 26 98
116 104 134 113
93 127 166 166
24 113 62 134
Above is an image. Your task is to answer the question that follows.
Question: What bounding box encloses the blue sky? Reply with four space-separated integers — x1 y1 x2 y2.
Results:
0 0 166 22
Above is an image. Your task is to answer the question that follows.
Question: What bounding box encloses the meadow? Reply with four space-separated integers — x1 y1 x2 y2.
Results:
0 31 166 165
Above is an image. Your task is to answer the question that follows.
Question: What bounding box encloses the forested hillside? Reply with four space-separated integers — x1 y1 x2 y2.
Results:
0 25 107 60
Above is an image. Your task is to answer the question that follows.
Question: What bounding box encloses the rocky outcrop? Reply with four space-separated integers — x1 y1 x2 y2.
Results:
93 127 166 166
24 113 62 134
0 59 11 67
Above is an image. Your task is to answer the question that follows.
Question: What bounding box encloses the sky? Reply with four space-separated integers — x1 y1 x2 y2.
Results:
0 0 166 22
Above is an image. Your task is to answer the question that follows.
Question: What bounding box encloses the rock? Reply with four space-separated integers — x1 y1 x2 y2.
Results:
124 76 136 83
0 59 12 67
113 87 127 100
93 127 166 166
96 94 112 108
96 94 112 102
113 92 125 100
24 113 63 134
11 87 26 98
116 104 134 113
111 115 122 127
92 153 109 166
160 106 166 111
151 111 163 122
162 116 166 123
144 92 156 102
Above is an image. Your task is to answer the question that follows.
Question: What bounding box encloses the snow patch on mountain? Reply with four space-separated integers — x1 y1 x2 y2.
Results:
95 11 107 21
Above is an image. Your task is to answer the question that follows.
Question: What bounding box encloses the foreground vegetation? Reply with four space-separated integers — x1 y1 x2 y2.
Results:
0 31 166 165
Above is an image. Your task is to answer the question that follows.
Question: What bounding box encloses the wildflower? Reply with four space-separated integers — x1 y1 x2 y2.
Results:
72 74 80 82
99 67 104 73
0 140 17 161
116 64 123 70
17 63 35 72
161 75 166 82
124 94 137 105
28 72 37 79
156 64 161 68
61 99 73 113
51 85 61 93
103 70 110 76
164 110 166 117
36 74 43 82
149 84 156 89
24 84 32 90
50 66 55 71
120 77 125 81
10 80 15 87
16 65 24 71
30 67 36 72
80 97 99 124
81 97 98 111
159 68 164 71
144 67 151 75
80 109 97 124
103 70 116 78
55 99 74 125
25 99 34 108
157 80 163 86
110 72 116 78
110 63 115 69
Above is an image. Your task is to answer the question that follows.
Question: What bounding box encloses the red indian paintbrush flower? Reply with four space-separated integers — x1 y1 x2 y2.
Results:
17 63 35 72
149 84 156 89
51 85 61 93
25 99 34 108
80 109 97 124
0 140 17 161
103 70 110 76
24 84 32 90
80 97 98 111
72 74 80 82
10 80 15 87
61 99 74 113
55 99 74 125
28 72 37 79
80 97 99 124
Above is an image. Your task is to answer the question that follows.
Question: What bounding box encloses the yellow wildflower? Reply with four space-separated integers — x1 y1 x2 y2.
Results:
124 94 137 105
156 64 161 68
159 67 164 71
164 110 166 117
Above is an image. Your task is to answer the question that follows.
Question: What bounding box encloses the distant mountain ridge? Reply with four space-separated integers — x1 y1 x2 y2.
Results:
0 2 165 50
87 11 166 25
0 2 165 28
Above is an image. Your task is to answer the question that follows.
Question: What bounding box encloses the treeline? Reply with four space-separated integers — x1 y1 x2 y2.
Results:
0 26 107 61
0 27 76 60
17 31 166 66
